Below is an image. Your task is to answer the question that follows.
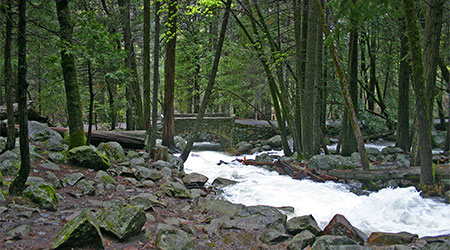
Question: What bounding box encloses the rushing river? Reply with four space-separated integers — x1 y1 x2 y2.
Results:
183 150 450 238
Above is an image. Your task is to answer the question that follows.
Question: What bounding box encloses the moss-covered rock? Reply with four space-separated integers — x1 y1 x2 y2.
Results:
0 171 3 186
53 209 104 249
48 152 66 164
23 184 58 211
161 181 192 199
288 230 316 250
68 145 110 170
63 172 85 187
97 142 126 163
156 224 195 250
0 150 20 176
287 215 322 236
96 203 146 240
0 137 5 152
94 170 117 185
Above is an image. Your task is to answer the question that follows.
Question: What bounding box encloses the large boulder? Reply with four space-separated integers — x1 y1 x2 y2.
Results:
68 145 110 170
96 203 146 240
161 181 192 199
133 166 164 182
260 229 289 244
182 172 208 189
23 184 58 211
199 200 245 217
286 215 322 236
236 141 253 154
28 121 65 151
53 209 103 249
322 214 367 245
174 136 187 151
211 177 238 188
156 224 194 250
288 230 316 250
224 205 287 232
308 155 355 170
0 150 20 176
97 142 126 163
367 232 418 246
268 135 282 148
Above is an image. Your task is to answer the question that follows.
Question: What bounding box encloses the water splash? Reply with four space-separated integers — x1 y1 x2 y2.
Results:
184 151 450 237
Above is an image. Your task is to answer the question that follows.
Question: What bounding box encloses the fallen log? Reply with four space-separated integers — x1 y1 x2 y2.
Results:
0 101 49 124
322 167 450 182
51 127 145 149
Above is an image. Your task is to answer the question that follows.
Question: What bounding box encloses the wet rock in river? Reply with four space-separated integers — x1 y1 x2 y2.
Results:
310 235 359 250
367 231 418 246
286 215 322 236
288 230 316 250
182 172 208 188
211 177 238 188
322 214 367 245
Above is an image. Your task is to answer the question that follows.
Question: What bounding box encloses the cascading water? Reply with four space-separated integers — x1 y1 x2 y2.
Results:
184 150 450 238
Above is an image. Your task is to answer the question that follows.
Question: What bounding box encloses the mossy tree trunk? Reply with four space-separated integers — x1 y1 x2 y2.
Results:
339 3 358 156
147 0 161 151
401 0 436 185
143 0 151 131
55 0 86 149
9 0 30 195
3 0 15 151
162 0 178 148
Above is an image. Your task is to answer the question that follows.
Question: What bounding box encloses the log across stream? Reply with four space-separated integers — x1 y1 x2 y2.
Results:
183 150 450 238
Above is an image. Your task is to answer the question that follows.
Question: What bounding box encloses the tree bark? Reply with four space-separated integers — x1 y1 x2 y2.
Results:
143 0 151 130
340 0 358 156
316 0 369 170
9 0 29 195
55 0 86 149
367 32 376 112
439 60 449 151
147 0 161 151
3 0 15 151
396 19 411 152
293 0 303 154
87 60 94 145
401 0 434 184
181 0 232 162
162 0 178 148
301 0 318 157
313 13 323 152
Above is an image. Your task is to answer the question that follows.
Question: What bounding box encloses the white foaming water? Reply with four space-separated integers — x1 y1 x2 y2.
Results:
184 151 450 237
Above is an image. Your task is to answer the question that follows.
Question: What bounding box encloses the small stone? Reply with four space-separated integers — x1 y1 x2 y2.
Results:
161 181 192 199
116 184 126 192
236 141 253 154
40 162 60 171
76 179 96 196
190 189 207 199
134 166 164 181
0 206 7 214
156 224 195 250
63 172 85 187
262 145 272 151
152 160 176 170
8 224 31 239
46 171 62 189
142 180 155 187
26 176 46 185
48 152 66 164
94 170 117 185
130 157 145 168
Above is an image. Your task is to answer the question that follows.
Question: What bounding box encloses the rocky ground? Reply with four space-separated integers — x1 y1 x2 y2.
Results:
1 121 450 249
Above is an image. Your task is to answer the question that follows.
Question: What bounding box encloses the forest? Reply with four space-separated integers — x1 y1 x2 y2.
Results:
1 0 449 189
1 0 450 249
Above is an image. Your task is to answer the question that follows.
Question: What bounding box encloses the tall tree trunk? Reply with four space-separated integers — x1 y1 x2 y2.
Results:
147 0 161 151
302 0 318 157
439 60 450 151
106 79 117 130
87 60 94 145
401 0 434 184
143 0 151 130
9 0 29 195
162 0 178 148
340 1 358 156
293 0 303 154
119 0 143 130
313 17 323 152
181 0 232 162
396 19 411 152
3 0 15 151
367 32 376 112
316 0 369 169
56 0 86 149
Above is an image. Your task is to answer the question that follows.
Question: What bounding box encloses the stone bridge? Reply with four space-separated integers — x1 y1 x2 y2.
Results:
174 116 278 148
